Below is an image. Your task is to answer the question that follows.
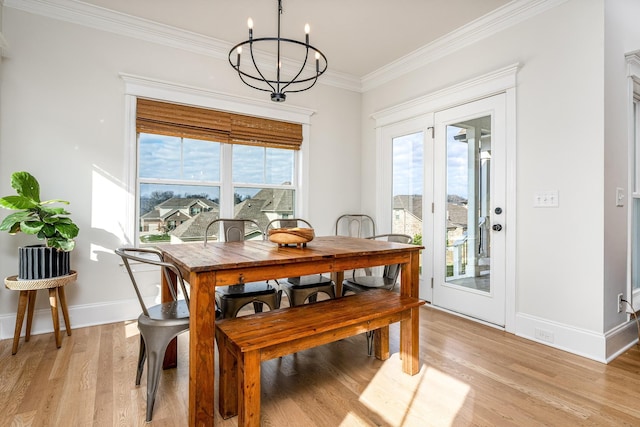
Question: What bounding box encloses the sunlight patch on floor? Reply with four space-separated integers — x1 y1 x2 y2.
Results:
359 354 470 426
124 321 139 339
339 412 379 427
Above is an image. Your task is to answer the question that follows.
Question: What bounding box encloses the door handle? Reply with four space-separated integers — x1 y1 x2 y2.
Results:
492 224 503 231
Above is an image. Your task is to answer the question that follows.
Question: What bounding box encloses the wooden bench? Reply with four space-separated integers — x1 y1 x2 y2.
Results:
215 288 425 426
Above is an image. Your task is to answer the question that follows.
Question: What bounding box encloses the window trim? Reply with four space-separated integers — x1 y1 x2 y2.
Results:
121 73 314 245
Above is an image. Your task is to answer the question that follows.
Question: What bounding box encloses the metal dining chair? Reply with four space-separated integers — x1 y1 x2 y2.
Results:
335 213 377 277
341 233 413 355
266 218 335 306
115 247 190 422
335 213 376 238
205 219 281 318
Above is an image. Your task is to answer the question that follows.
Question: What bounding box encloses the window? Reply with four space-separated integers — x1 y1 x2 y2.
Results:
135 99 301 244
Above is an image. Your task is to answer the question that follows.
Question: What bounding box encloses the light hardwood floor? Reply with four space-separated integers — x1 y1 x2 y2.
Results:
2 304 640 426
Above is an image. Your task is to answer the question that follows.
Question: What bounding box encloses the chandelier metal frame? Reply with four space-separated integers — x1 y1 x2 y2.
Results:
228 0 328 102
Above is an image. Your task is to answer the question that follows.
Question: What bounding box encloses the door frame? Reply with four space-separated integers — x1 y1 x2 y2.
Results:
372 64 518 332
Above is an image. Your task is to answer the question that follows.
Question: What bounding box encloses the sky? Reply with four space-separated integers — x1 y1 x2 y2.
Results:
138 133 293 199
392 128 469 200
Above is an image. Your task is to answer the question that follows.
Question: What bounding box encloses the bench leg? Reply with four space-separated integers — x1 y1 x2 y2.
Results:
400 307 420 375
216 330 238 419
373 325 390 360
238 350 261 427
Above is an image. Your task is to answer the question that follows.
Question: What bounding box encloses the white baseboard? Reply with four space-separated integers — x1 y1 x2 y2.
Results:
515 312 639 363
0 297 146 340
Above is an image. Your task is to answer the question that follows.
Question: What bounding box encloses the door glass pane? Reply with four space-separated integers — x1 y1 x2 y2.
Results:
445 116 491 292
392 132 423 242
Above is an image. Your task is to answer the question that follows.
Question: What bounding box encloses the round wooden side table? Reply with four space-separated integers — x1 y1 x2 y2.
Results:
4 271 77 355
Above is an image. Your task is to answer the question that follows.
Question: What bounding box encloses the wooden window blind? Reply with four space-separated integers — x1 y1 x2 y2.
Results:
136 98 302 150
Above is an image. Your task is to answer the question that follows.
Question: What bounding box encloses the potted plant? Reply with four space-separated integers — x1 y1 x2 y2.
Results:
0 171 79 279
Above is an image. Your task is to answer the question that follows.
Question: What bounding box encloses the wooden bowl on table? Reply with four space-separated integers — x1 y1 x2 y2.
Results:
268 227 315 248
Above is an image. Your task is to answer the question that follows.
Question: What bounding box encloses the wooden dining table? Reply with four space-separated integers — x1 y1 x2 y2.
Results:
158 235 423 427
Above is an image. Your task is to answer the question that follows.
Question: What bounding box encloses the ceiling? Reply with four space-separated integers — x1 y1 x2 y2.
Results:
80 0 511 78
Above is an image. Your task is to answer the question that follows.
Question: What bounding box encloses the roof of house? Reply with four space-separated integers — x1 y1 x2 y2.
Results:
393 195 422 220
447 203 468 228
170 210 220 240
235 188 294 230
157 197 217 209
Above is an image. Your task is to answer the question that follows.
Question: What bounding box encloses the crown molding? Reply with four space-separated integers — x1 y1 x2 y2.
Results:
5 0 565 94
4 0 363 92
626 50 640 78
361 0 568 92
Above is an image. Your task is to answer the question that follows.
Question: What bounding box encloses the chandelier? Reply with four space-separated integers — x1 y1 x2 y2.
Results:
228 0 328 102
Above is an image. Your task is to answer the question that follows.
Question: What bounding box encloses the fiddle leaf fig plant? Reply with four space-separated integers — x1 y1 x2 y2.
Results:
0 171 79 251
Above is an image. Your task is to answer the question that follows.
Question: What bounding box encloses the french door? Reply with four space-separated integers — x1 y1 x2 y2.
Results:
432 94 507 326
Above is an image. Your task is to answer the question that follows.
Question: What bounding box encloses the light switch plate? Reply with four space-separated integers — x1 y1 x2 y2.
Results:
616 187 625 207
533 190 559 208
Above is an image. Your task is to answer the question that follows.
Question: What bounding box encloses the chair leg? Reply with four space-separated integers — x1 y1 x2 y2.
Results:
136 335 146 386
141 334 168 422
252 301 265 313
138 324 186 422
366 331 374 356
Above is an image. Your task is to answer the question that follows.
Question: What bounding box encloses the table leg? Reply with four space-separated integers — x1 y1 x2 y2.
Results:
189 271 217 427
49 288 61 348
238 350 261 427
332 271 344 297
58 286 72 336
400 249 421 375
12 291 29 355
26 290 37 342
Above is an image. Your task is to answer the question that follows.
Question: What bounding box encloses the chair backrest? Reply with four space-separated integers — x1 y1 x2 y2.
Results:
266 218 313 232
115 247 189 317
335 214 376 238
368 233 413 282
204 218 264 246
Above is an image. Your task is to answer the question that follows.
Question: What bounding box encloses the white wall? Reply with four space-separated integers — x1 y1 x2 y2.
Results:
362 0 621 360
0 6 361 337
